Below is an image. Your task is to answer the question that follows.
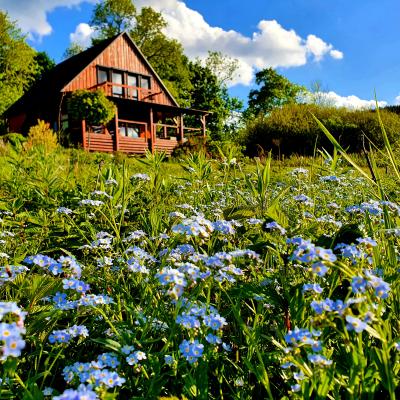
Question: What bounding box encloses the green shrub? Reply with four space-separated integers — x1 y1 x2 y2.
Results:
25 119 58 153
68 89 116 126
240 104 400 156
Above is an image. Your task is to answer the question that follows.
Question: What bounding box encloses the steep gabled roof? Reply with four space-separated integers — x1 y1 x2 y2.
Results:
5 35 118 116
62 32 179 107
6 31 179 116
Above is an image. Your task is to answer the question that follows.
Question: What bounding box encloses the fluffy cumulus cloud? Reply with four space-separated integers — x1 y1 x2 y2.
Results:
0 0 96 39
135 0 343 86
308 91 387 109
395 95 400 105
70 22 95 47
329 49 344 60
2 0 343 86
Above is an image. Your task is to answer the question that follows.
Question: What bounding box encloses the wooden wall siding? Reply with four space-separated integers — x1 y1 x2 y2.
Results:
63 35 176 107
154 139 179 155
85 133 114 152
9 113 26 133
118 137 148 154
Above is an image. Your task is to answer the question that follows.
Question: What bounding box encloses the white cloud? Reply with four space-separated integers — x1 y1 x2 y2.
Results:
70 23 95 47
307 91 387 109
135 0 343 86
305 34 333 62
0 0 96 39
395 95 400 105
2 0 344 87
329 49 344 60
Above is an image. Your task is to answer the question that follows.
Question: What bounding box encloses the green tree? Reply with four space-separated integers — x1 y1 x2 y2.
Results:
246 67 306 117
91 0 136 42
0 11 35 117
189 59 242 141
29 51 55 86
205 51 239 87
63 42 86 59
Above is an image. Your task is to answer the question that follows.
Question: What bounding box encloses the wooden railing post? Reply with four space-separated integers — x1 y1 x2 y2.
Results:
179 114 184 143
81 119 87 150
201 114 207 138
149 107 154 153
114 108 119 152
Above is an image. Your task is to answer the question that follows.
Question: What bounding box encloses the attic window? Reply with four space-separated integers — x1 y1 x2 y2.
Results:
112 71 123 96
97 68 108 84
141 76 150 90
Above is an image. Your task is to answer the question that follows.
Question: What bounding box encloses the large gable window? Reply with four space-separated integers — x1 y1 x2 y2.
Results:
140 76 150 90
127 73 138 100
97 68 108 84
112 71 123 96
96 66 152 100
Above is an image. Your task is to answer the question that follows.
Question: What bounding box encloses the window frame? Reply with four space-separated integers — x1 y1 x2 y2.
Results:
96 65 153 99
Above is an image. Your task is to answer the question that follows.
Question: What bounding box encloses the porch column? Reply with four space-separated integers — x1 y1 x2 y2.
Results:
114 108 119 152
179 114 184 143
81 119 87 150
149 107 154 153
201 114 207 138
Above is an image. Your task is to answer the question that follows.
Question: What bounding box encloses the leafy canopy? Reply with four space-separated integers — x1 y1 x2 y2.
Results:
0 11 36 116
29 51 56 87
247 67 306 117
91 0 136 41
188 53 243 141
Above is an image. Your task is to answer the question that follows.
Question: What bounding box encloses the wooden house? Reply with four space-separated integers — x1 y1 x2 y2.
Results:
5 32 208 155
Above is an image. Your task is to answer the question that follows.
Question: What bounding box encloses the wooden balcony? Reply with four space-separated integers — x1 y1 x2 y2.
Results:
81 119 203 155
89 81 161 103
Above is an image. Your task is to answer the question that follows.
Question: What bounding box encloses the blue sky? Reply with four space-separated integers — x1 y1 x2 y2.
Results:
1 0 399 108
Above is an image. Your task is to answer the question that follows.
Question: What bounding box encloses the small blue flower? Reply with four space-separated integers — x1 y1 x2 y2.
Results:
291 383 301 392
164 355 174 365
346 315 367 333
303 283 323 294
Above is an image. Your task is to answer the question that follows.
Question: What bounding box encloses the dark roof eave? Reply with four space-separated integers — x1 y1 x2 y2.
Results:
112 97 210 115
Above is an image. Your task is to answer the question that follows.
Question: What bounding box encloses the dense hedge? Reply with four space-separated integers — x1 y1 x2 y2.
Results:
240 104 400 156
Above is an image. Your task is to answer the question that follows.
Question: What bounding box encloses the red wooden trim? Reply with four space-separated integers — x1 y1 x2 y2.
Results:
81 120 87 150
149 107 154 153
154 138 179 156
89 81 159 102
179 114 184 142
114 108 119 151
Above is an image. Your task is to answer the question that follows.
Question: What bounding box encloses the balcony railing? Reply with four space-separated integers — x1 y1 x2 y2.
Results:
89 81 161 102
81 117 204 155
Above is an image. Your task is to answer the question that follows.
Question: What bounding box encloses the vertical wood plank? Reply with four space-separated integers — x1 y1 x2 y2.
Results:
149 107 154 153
81 119 87 150
179 114 184 142
114 108 119 152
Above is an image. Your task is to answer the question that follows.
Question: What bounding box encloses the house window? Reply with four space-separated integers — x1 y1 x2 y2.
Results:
97 68 108 84
127 74 138 100
112 71 123 96
140 76 150 90
119 123 140 138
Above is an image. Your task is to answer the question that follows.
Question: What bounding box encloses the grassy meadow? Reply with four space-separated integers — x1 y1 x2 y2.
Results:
0 143 399 399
